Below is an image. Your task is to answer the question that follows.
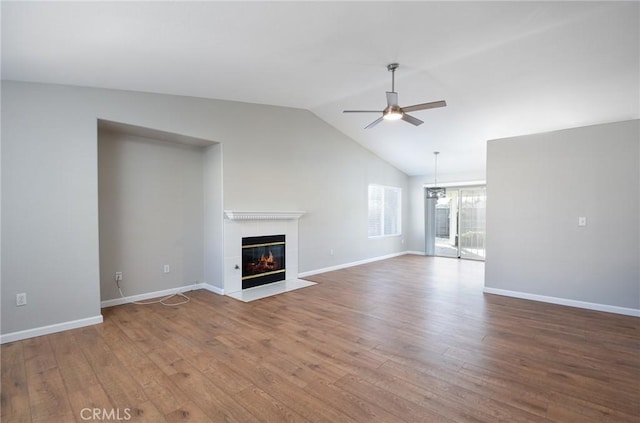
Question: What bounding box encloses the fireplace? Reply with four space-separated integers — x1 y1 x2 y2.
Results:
224 210 305 294
242 235 286 289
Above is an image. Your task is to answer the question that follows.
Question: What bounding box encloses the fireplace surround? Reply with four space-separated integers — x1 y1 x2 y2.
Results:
223 210 306 295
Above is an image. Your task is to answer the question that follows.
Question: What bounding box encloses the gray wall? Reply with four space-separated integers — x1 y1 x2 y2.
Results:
2 83 101 335
485 120 639 310
98 131 205 300
407 176 427 253
1 81 408 336
203 143 224 290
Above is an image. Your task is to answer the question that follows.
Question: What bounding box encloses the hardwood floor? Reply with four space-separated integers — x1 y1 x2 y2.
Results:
2 255 639 422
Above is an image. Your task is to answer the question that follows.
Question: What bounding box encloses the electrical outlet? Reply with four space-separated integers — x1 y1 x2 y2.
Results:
16 293 27 306
330 248 334 256
164 265 170 273
115 272 123 281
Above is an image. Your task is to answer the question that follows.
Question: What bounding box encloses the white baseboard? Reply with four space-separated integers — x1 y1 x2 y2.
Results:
199 282 224 295
0 315 103 344
483 287 640 317
298 251 409 278
405 250 426 255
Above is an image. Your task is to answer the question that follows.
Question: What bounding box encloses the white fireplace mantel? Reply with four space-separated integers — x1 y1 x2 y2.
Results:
224 210 306 221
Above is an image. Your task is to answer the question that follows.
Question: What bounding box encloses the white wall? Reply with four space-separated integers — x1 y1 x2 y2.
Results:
485 120 639 312
98 131 206 300
1 81 409 337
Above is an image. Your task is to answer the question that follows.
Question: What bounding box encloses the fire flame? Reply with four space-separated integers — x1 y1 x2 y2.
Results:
259 251 275 266
246 250 280 275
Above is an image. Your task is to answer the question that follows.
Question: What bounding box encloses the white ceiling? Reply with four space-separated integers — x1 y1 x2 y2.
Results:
2 1 638 176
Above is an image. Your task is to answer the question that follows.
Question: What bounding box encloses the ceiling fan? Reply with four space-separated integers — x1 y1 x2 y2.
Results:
343 63 446 129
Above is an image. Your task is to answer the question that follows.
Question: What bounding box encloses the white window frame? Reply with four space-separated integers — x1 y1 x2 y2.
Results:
368 184 402 238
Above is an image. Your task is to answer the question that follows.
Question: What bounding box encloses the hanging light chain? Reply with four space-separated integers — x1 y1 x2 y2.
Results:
434 151 439 186
427 151 446 199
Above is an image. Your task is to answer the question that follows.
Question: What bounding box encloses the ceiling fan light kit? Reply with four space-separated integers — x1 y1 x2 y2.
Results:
383 106 403 120
344 63 447 129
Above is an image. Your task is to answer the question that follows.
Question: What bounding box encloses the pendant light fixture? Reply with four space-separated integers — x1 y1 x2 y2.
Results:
426 151 446 199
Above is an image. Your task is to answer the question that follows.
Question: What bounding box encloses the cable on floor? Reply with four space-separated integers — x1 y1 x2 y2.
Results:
116 280 191 306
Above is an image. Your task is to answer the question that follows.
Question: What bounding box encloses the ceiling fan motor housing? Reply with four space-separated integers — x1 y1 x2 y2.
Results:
384 104 403 120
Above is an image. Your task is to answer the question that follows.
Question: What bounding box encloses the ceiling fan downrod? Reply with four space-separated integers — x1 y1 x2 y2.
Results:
387 63 399 92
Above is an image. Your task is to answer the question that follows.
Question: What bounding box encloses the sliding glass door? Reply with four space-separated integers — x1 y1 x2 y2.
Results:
434 190 459 258
425 185 486 260
458 187 486 260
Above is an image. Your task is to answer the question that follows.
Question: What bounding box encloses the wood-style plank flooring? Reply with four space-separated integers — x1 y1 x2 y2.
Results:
2 255 639 422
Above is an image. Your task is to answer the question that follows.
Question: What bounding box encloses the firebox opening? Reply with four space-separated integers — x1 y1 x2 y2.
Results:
242 235 286 289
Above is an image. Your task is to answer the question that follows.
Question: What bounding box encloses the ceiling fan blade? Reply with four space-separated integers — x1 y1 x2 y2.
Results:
401 100 447 113
386 91 398 106
401 114 423 126
364 116 384 129
343 110 383 113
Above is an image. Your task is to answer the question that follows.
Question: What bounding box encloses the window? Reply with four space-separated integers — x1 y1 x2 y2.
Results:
368 184 402 237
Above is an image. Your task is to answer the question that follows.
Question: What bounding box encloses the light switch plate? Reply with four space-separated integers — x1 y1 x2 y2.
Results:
578 216 587 226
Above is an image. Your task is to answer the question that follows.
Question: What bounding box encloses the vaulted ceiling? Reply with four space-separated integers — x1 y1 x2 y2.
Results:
2 1 638 176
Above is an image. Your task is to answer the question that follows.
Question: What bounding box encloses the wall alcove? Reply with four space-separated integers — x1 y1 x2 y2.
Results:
97 120 223 306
